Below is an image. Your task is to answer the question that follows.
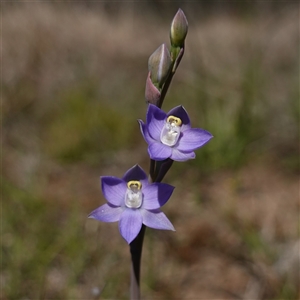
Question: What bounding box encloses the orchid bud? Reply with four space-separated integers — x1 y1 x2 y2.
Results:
145 71 161 105
170 8 188 48
148 43 172 88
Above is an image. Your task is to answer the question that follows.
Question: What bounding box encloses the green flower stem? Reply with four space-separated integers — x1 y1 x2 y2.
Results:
157 46 184 109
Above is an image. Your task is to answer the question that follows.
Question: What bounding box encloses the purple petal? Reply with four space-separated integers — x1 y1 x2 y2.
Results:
170 149 196 161
88 204 123 222
148 142 172 160
122 165 148 187
138 120 155 145
167 105 191 131
142 183 175 209
122 165 147 181
146 105 166 141
101 177 127 206
119 209 143 244
146 104 166 125
177 128 213 152
141 209 175 231
147 116 165 141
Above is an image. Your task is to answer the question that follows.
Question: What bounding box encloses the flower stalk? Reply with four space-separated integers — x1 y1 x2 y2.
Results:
130 224 145 300
88 8 213 300
130 11 189 298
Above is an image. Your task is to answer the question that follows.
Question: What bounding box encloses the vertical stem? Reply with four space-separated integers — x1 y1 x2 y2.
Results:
129 44 184 300
149 159 156 182
155 159 174 183
157 70 175 109
129 224 146 300
157 46 184 108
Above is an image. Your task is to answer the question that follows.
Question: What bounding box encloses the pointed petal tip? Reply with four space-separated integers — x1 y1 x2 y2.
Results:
170 225 176 231
124 236 135 244
122 164 147 182
119 209 143 244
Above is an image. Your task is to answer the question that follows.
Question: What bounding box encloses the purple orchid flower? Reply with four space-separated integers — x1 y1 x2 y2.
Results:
88 165 175 244
138 104 213 161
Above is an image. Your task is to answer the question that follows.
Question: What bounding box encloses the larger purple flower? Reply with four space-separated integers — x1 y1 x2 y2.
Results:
138 104 213 161
88 165 175 244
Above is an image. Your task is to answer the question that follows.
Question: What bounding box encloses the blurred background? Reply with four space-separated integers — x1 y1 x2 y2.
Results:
2 1 299 299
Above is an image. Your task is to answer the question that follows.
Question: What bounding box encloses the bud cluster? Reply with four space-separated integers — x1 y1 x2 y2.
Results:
145 8 188 107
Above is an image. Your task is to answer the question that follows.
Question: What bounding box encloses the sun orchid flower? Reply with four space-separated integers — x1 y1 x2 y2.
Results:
88 165 175 244
138 104 213 161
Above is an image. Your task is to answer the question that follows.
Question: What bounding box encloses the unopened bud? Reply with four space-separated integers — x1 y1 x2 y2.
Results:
170 9 188 48
148 44 172 88
145 72 161 105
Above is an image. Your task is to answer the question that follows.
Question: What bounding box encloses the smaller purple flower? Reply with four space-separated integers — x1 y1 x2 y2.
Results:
138 104 213 161
88 165 175 244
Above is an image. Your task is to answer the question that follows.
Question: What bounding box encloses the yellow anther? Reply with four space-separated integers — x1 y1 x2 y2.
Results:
127 181 142 190
167 115 182 126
